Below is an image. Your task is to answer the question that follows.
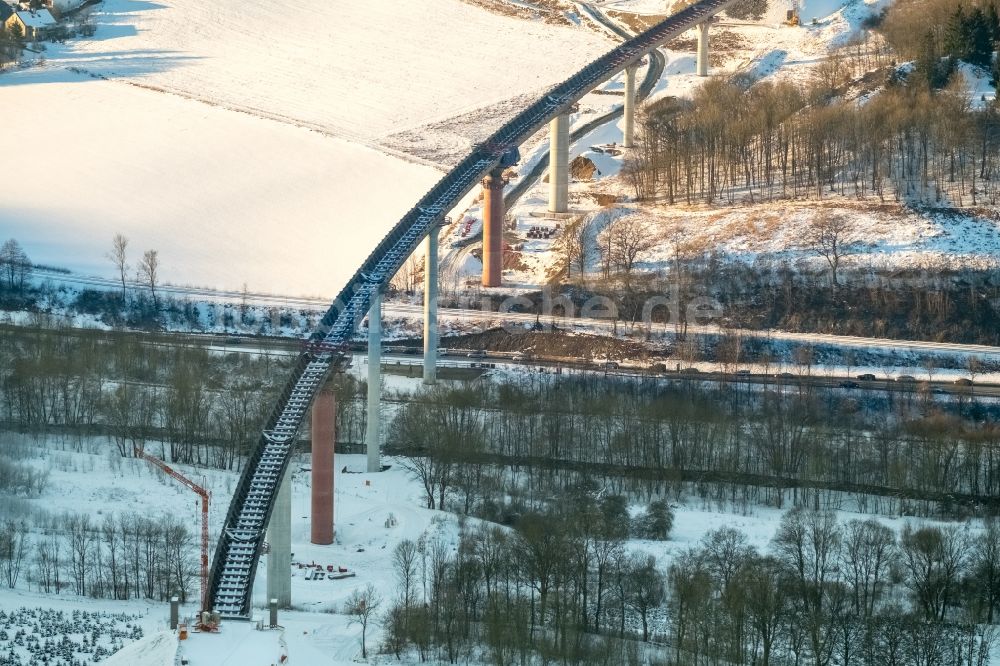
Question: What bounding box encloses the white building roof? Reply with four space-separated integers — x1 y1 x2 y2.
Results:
15 9 56 28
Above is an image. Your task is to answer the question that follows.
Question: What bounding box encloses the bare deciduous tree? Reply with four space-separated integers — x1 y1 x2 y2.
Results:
900 524 967 622
598 212 658 283
805 214 852 293
393 539 418 610
107 234 129 302
841 518 896 618
0 520 29 589
0 238 31 293
391 253 421 294
138 249 161 309
344 583 382 659
563 215 593 282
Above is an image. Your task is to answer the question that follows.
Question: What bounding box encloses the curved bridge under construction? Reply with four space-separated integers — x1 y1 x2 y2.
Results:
207 0 738 618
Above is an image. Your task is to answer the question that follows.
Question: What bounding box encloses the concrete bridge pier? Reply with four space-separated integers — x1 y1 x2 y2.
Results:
423 227 439 384
696 21 710 77
623 63 639 148
311 390 336 545
549 113 569 213
266 467 291 608
365 290 382 473
481 167 505 287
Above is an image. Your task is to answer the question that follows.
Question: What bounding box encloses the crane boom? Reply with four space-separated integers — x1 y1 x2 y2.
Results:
134 445 210 614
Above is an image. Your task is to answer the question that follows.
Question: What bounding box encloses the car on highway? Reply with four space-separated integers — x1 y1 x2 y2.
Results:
681 367 701 374
512 352 532 362
839 380 860 389
931 387 949 395
437 348 450 356
648 363 667 373
602 361 620 370
774 372 796 379
954 378 974 386
856 373 877 381
896 375 917 383
467 350 487 359
736 369 751 376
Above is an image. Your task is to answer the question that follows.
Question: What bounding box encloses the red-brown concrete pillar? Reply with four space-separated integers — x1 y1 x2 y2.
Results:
311 391 335 545
481 167 505 288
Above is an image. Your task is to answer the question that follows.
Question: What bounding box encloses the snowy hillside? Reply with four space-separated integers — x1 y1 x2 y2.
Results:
495 198 1000 289
0 71 438 297
436 0 1000 291
0 0 609 296
35 0 610 148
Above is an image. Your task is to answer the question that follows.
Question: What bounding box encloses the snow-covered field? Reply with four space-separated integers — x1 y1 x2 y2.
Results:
0 0 610 296
0 423 987 664
614 202 1000 274
485 196 1000 290
55 0 610 145
0 70 438 297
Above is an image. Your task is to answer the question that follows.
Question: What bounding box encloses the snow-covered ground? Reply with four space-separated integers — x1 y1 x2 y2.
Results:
54 0 609 145
0 424 988 665
482 196 1000 289
616 202 1000 274
0 603 151 665
6 0 984 303
104 631 177 666
0 0 610 296
0 70 438 297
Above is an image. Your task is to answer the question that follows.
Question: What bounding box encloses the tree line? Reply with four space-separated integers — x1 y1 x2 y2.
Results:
383 495 674 665
881 0 1000 83
0 324 288 469
379 504 998 665
626 0 1000 209
386 375 1000 521
0 322 376 469
659 510 997 665
699 260 1000 345
0 511 195 604
629 75 1000 208
0 235 320 334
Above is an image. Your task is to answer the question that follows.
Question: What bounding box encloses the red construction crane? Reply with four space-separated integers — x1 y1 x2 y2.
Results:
134 445 210 615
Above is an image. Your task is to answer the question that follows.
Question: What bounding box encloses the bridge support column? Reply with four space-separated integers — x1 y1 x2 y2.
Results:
365 291 382 473
311 390 335 545
481 167 505 288
696 21 710 77
549 113 569 213
623 63 638 148
266 467 291 608
423 227 439 384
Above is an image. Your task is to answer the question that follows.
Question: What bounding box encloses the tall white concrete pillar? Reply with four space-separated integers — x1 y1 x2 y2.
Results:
549 113 569 214
623 63 638 149
696 22 710 77
266 468 291 609
423 228 439 385
365 290 382 473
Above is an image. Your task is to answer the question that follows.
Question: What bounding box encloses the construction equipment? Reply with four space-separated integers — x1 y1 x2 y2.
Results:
785 7 800 26
134 445 213 627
